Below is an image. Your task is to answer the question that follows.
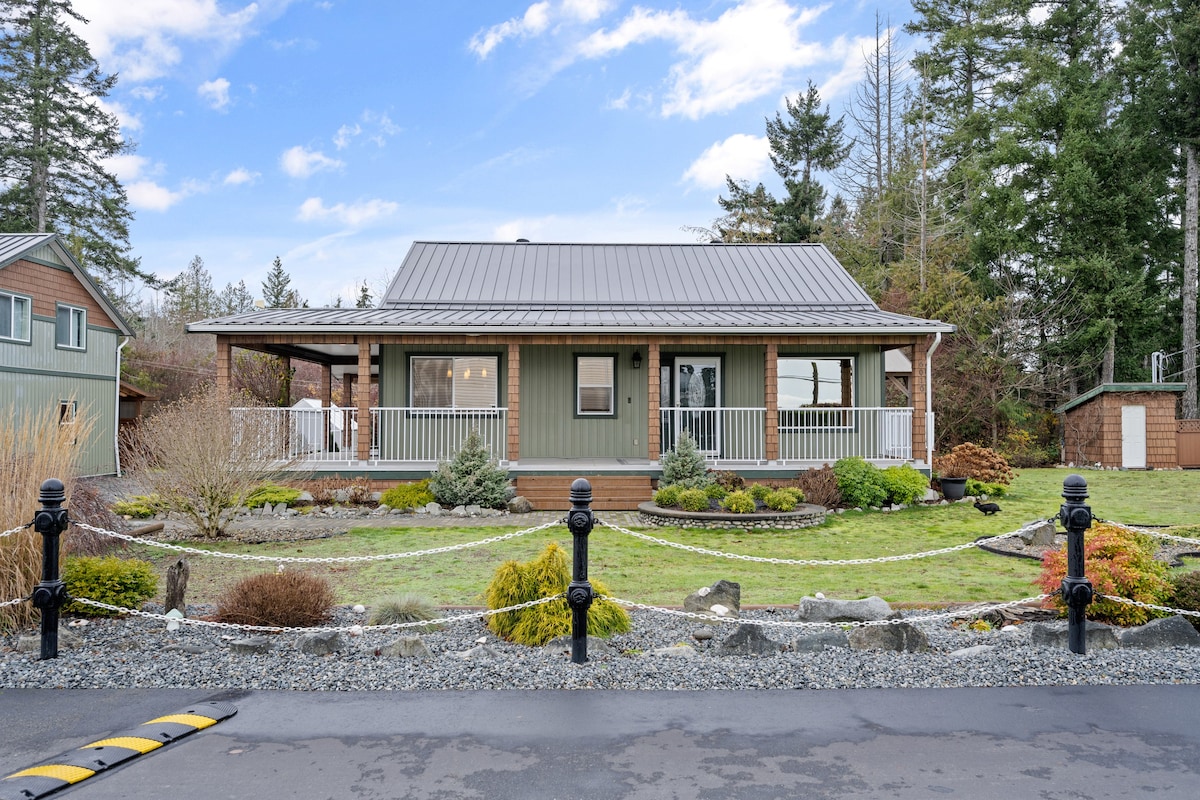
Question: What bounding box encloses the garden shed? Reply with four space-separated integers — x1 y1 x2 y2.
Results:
1055 383 1184 469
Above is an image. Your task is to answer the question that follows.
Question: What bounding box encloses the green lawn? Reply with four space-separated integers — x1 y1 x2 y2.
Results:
131 468 1200 609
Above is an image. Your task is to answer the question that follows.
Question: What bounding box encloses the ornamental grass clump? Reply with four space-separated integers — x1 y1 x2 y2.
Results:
430 429 511 508
485 542 630 646
368 593 442 631
1036 523 1172 626
215 571 336 628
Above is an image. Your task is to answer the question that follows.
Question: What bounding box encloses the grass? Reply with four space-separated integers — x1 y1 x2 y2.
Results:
124 468 1200 610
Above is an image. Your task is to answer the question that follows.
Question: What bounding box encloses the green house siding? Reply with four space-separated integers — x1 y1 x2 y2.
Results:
519 344 647 459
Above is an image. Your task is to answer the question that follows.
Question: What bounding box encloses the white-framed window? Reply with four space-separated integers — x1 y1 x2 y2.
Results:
59 400 79 444
778 357 855 428
0 290 31 342
410 355 498 409
55 303 86 350
576 355 615 416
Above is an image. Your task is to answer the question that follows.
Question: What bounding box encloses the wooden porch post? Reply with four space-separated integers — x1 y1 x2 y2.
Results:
912 340 929 464
765 344 779 461
342 373 355 407
215 337 231 395
319 364 332 450
507 343 520 462
356 339 372 462
647 342 660 460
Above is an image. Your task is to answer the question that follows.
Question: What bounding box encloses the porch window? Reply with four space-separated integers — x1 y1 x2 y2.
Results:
410 356 498 409
0 291 31 342
55 303 86 350
778 357 854 427
576 355 615 416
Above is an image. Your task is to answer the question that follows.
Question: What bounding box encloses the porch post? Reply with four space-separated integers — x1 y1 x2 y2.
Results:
356 339 372 462
342 373 355 407
912 340 929 463
765 343 779 462
507 343 520 462
320 363 332 450
647 342 660 460
215 337 231 395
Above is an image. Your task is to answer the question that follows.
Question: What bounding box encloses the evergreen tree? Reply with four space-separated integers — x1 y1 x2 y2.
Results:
164 256 216 323
355 282 373 308
0 0 145 288
261 256 305 308
216 280 255 315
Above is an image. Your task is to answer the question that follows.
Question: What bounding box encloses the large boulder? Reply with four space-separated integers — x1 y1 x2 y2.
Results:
1118 615 1200 649
684 580 741 619
380 636 432 659
717 623 782 656
296 631 343 655
1019 520 1058 547
847 622 929 652
1029 621 1119 650
796 595 894 623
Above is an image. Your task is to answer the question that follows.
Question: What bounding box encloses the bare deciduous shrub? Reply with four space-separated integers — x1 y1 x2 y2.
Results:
214 571 335 628
1 404 93 631
66 482 128 557
121 387 297 538
794 466 842 509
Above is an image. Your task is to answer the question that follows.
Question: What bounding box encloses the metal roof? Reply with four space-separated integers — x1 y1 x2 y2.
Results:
190 241 954 336
0 232 57 266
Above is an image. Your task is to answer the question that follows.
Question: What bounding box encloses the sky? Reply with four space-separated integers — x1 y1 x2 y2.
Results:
68 0 920 307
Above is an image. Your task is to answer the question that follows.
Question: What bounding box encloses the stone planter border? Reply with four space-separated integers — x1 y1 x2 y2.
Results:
636 502 826 530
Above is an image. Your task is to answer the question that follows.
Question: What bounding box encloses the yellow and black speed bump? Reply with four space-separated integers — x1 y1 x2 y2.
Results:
1 701 236 800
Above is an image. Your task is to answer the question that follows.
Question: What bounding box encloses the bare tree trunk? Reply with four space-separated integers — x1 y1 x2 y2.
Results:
1101 322 1115 385
1184 143 1198 418
165 557 189 614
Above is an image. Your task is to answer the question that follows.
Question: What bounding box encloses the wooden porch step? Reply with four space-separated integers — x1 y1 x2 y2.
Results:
515 475 654 511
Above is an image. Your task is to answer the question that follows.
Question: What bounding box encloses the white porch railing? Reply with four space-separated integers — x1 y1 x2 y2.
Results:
371 407 508 463
659 407 767 462
232 406 359 463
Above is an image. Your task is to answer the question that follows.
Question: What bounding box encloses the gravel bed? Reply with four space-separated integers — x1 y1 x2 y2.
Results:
3 607 1199 691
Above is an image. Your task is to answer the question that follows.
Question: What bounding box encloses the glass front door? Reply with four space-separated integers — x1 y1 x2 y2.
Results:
674 357 720 454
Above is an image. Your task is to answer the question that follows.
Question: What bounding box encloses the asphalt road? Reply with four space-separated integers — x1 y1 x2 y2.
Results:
2 686 1199 799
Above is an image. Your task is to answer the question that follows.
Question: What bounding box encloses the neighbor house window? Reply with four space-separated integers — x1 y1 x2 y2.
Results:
778 357 854 427
0 291 31 342
59 400 78 444
56 303 86 350
576 355 615 416
410 356 498 409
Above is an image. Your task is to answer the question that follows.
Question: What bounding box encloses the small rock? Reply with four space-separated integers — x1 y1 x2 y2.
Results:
717 623 782 656
228 636 275 655
425 502 442 516
465 504 483 516
645 645 698 658
683 580 741 618
352 604 366 613
692 626 715 642
950 644 996 658
162 643 212 654
297 631 344 655
380 636 431 659
297 491 313 502
1019 520 1058 547
847 622 929 652
456 644 500 660
451 505 467 517
507 495 534 513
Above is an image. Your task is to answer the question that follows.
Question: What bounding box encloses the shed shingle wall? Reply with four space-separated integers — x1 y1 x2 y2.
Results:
1061 391 1178 468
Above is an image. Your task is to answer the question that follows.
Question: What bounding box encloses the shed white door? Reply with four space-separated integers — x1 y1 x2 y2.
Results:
1121 405 1147 469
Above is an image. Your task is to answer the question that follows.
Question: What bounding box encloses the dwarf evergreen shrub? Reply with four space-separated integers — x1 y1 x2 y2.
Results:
245 483 303 509
677 488 710 512
1170 571 1200 630
215 571 336 628
380 480 436 510
110 494 166 519
748 483 772 501
653 485 682 507
704 483 728 500
485 543 631 646
764 489 798 512
62 556 158 616
660 431 711 489
721 490 756 513
430 430 511 508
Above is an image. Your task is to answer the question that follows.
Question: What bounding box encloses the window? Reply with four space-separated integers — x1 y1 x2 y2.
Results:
410 356 498 409
56 304 86 350
778 357 854 428
0 291 31 342
59 400 78 444
577 355 615 416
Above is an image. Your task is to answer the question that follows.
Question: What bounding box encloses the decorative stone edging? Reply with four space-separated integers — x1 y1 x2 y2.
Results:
636 502 826 530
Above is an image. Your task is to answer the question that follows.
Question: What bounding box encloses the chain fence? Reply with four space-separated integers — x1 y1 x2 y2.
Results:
1095 593 1200 620
0 522 32 539
1100 520 1200 549
1 597 28 609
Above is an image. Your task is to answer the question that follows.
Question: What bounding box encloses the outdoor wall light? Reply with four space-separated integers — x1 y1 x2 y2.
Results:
632 350 643 369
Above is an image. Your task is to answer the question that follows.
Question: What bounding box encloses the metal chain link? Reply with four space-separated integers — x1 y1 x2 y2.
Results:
598 594 1052 630
70 593 567 634
1099 520 1200 548
1093 593 1200 619
0 596 29 609
596 518 1050 566
0 522 33 539
72 518 564 564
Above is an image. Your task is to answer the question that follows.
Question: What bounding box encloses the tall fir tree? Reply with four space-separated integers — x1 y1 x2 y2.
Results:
0 0 144 288
355 282 373 308
261 256 305 308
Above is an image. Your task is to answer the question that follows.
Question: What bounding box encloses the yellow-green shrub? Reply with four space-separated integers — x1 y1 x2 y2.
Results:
380 480 436 509
764 489 798 512
748 483 772 501
721 490 756 514
485 543 631 645
245 483 302 509
677 488 710 512
653 485 682 507
63 556 158 616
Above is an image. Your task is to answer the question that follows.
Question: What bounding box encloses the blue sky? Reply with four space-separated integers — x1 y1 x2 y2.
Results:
71 0 917 306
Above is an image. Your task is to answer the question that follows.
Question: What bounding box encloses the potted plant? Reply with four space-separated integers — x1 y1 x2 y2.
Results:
932 443 1016 502
932 450 970 501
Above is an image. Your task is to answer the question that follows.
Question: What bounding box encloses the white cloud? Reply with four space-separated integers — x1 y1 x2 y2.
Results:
223 167 259 186
331 111 401 150
97 98 142 132
131 85 164 101
605 88 631 110
280 145 344 178
333 123 361 150
105 154 153 181
470 1 552 58
127 180 188 212
197 77 231 110
297 197 399 227
682 134 771 190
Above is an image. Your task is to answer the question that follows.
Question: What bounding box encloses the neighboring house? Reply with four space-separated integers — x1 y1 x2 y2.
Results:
189 241 955 508
0 233 135 476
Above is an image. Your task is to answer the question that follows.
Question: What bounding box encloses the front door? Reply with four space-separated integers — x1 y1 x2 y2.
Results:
674 357 720 454
1122 405 1147 469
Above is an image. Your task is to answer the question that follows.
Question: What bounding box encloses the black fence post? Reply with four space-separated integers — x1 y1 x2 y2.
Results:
566 478 594 665
1059 473 1093 655
30 478 70 660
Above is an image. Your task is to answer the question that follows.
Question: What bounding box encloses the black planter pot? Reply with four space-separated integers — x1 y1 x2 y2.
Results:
939 477 968 501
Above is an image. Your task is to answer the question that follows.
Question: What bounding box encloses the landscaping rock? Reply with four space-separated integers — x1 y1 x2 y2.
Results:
847 622 929 652
228 636 275 655
17 629 82 653
796 595 894 623
791 629 850 652
1029 621 1119 650
451 505 467 517
683 579 741 618
297 631 343 655
1118 615 1200 649
424 502 442 516
950 644 996 659
465 504 483 516
544 635 616 656
162 643 212 654
717 623 782 656
692 626 715 642
645 645 698 658
455 644 500 660
297 491 313 502
1019 520 1058 547
380 636 431 659
507 496 533 514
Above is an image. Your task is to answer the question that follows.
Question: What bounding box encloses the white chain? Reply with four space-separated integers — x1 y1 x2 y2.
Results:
72 519 563 564
596 518 1045 565
0 522 32 538
599 594 1052 630
1101 520 1200 548
0 596 28 609
1093 593 1200 619
70 594 566 634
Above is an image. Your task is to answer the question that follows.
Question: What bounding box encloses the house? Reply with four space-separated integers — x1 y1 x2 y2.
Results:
1056 383 1186 469
0 233 135 476
189 241 955 508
